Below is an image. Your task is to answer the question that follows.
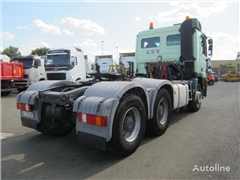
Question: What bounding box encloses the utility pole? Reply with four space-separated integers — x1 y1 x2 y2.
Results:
116 46 118 63
102 41 104 55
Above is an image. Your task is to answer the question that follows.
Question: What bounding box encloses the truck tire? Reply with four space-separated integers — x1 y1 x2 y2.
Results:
187 84 202 112
37 103 75 136
1 82 12 96
208 80 214 85
146 88 171 136
107 94 146 156
17 88 26 92
1 91 11 96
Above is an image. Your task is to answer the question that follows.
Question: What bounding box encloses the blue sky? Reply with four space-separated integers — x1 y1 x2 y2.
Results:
1 1 239 63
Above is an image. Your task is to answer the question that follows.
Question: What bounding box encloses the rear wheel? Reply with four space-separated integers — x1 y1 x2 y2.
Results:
146 88 171 136
107 94 146 156
1 82 12 96
1 91 11 96
17 88 27 92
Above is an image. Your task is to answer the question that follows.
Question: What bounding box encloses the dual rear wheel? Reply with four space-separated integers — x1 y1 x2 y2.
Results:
36 84 200 156
107 94 147 156
108 89 171 156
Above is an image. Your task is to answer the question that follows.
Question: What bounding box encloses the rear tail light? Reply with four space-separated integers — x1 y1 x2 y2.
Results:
17 103 34 112
78 113 108 127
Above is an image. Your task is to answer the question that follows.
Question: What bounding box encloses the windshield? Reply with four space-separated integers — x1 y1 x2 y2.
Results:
10 58 33 69
45 55 70 67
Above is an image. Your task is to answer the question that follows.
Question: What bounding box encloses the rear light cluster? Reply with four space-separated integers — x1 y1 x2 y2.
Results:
17 103 34 112
78 113 108 127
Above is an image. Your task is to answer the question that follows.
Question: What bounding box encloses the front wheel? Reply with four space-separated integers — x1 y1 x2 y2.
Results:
187 84 202 112
17 88 27 92
208 80 214 85
146 88 171 136
107 94 146 156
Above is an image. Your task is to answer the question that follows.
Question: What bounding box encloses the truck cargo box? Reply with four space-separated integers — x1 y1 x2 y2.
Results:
0 62 24 80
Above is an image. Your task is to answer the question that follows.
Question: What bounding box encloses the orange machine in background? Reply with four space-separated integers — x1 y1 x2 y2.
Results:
0 62 24 96
206 72 215 85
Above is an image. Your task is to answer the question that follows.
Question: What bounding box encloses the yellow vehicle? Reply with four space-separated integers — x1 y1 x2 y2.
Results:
108 64 126 75
225 70 240 82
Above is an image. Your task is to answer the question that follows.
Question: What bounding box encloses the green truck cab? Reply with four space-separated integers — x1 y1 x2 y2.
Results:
135 17 213 97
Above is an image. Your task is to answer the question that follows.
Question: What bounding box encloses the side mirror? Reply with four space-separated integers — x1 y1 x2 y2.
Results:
206 58 212 69
208 38 213 57
208 39 213 45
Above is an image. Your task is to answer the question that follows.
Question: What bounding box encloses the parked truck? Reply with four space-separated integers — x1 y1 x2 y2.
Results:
45 47 86 82
10 55 46 92
0 54 10 62
84 55 89 74
95 55 113 73
1 61 24 96
119 52 136 74
16 17 212 156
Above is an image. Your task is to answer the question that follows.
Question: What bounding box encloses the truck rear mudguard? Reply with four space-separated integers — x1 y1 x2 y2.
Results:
16 80 83 131
73 78 173 150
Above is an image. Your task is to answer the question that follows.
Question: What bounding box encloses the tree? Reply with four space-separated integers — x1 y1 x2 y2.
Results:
2 46 21 59
31 47 50 56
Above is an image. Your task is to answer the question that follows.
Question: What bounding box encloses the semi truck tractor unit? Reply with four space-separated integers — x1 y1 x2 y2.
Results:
10 55 46 92
45 47 86 82
16 17 213 156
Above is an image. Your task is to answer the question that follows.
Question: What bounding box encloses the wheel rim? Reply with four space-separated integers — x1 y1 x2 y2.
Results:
122 107 141 143
196 91 202 108
157 98 168 125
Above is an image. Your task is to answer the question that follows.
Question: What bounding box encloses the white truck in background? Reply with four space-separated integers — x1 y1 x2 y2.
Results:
119 52 136 74
95 55 113 73
84 55 89 74
45 47 86 82
0 54 10 62
10 55 46 92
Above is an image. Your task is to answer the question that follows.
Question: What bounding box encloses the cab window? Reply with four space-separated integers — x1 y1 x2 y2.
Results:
141 37 160 48
167 34 180 46
36 59 41 67
200 35 207 57
70 56 77 67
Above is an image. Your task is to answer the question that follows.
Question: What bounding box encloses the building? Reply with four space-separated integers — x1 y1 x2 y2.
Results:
211 60 240 69
211 60 240 77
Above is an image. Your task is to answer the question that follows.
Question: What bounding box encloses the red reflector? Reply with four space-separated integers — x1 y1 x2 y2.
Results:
16 103 32 112
78 113 107 127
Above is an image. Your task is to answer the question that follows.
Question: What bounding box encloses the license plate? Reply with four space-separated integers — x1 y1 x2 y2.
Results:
21 111 34 118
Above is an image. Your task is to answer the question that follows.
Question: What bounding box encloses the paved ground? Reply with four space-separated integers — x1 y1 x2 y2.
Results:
1 81 239 179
